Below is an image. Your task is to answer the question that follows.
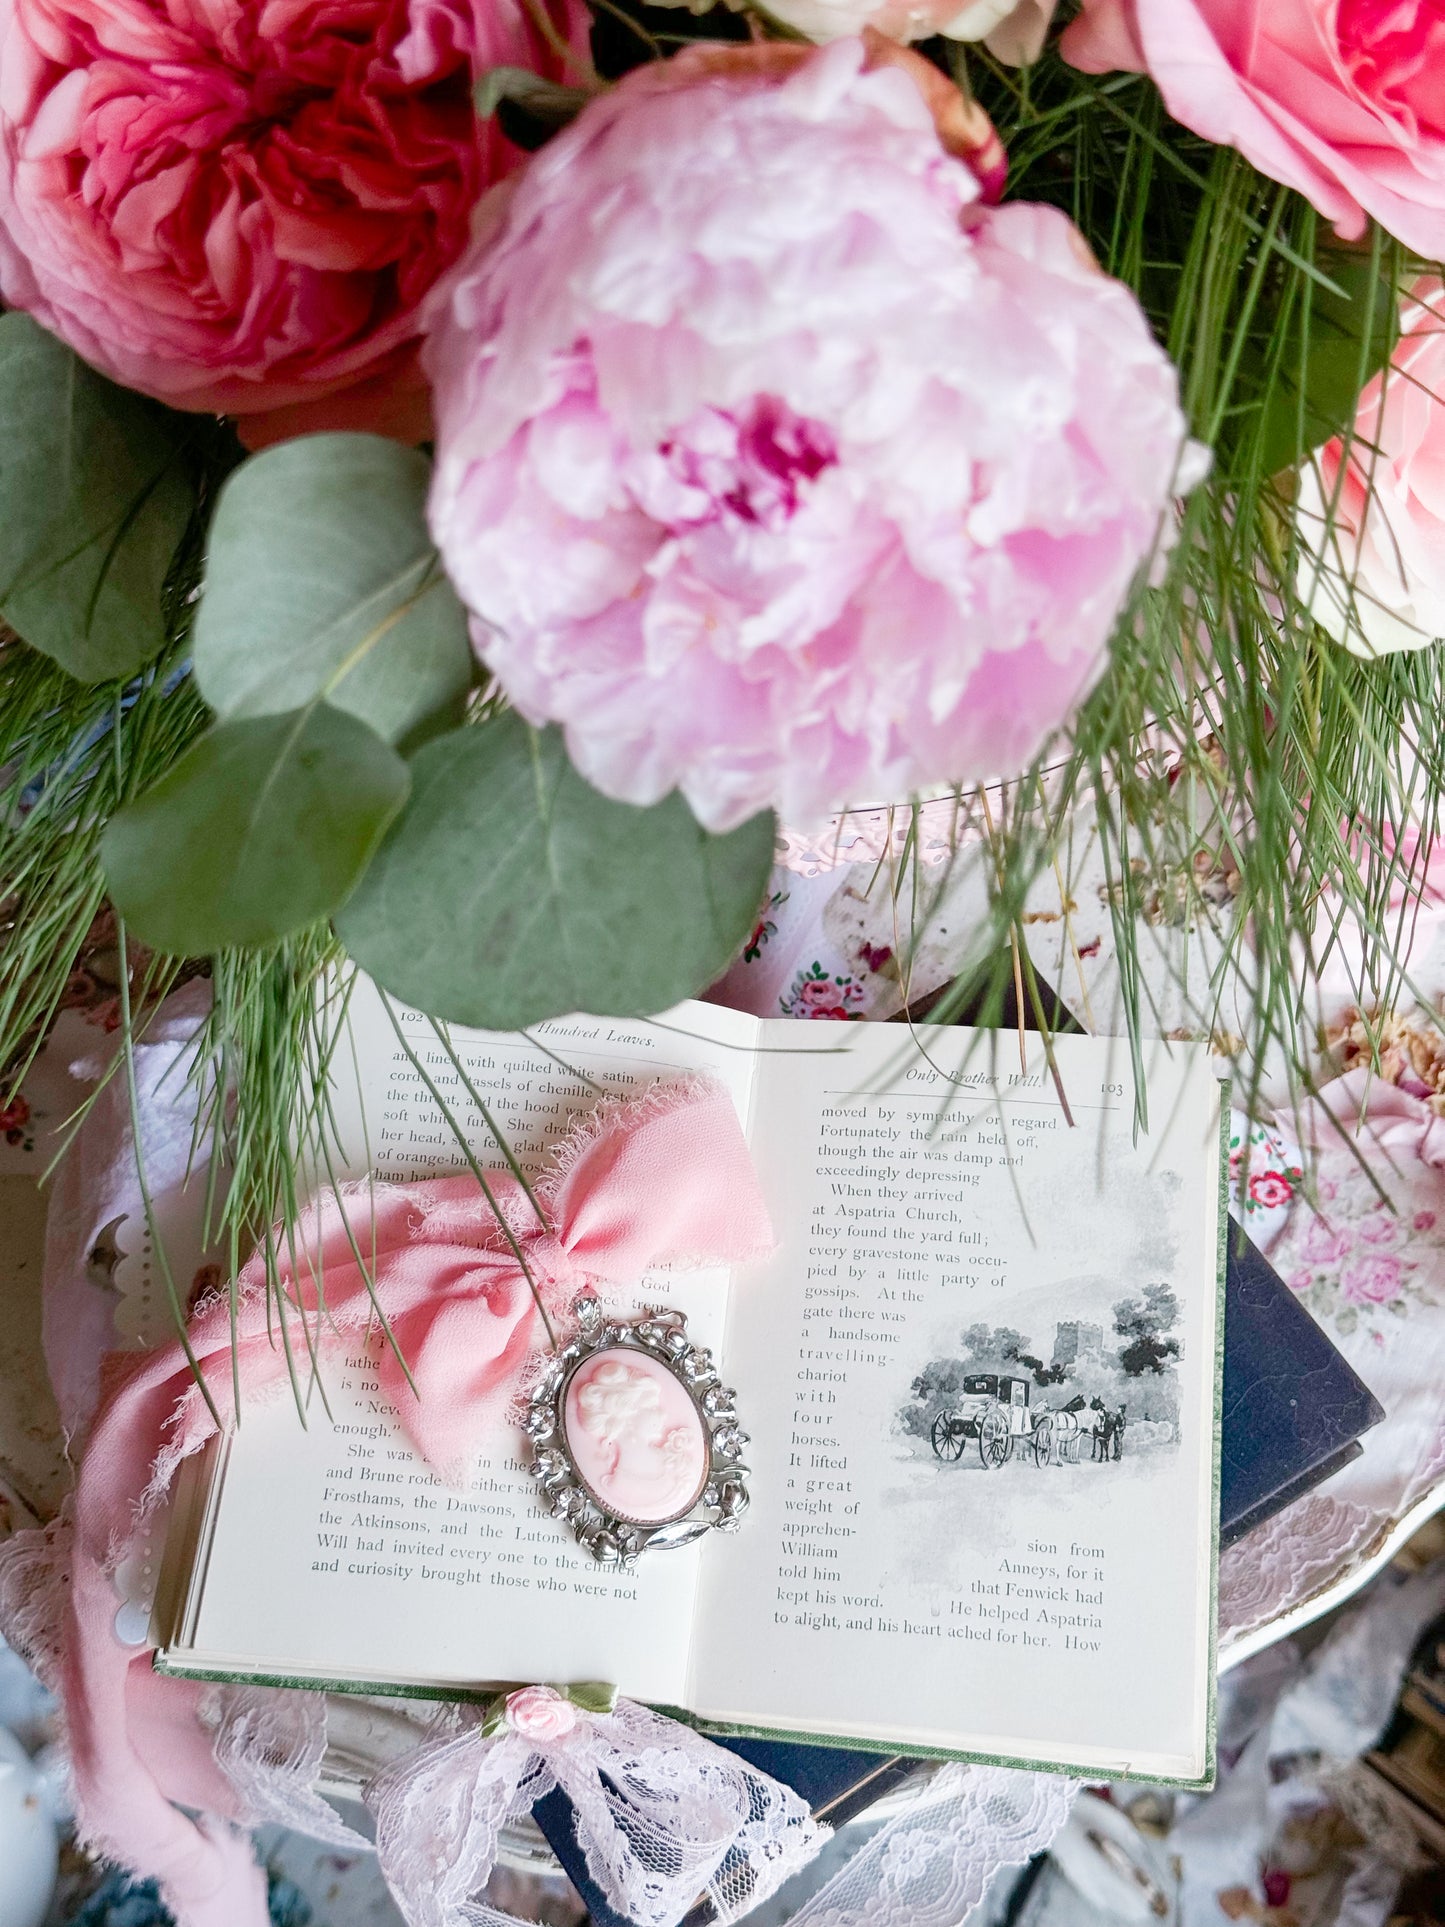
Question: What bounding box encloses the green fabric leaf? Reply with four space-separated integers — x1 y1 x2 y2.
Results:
1257 242 1402 478
562 1680 619 1714
0 314 195 683
336 715 776 1027
102 706 409 953
193 433 473 748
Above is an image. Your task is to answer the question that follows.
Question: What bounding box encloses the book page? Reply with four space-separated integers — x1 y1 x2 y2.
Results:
166 985 763 1703
690 1023 1221 1781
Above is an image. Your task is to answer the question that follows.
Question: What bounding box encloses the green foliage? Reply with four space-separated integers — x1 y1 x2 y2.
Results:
474 65 596 127
901 54 1445 1136
0 639 207 1093
1250 231 1402 477
102 706 409 952
336 713 777 1027
193 434 473 748
0 315 196 682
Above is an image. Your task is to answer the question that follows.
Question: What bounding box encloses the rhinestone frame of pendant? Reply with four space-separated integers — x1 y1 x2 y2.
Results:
523 1295 751 1569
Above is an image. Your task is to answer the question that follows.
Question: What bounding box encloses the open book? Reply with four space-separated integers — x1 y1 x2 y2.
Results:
154 980 1225 1785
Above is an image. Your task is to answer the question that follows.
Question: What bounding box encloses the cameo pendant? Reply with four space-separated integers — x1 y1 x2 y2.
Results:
524 1295 750 1568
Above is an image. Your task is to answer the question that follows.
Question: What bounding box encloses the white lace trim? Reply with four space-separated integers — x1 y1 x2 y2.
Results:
786 1761 1076 1927
365 1697 827 1927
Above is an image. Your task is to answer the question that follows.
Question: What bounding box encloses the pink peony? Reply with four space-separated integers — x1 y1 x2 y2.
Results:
504 1685 578 1742
1297 282 1445 657
426 38 1203 832
1062 0 1445 259
0 0 587 424
1340 1251 1404 1305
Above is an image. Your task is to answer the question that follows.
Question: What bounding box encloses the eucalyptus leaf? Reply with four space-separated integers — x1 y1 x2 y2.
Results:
102 705 409 953
0 314 195 683
336 716 776 1027
1257 241 1402 477
193 433 472 748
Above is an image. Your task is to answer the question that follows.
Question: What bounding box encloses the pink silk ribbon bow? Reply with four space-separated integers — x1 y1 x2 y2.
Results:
0 1077 773 1927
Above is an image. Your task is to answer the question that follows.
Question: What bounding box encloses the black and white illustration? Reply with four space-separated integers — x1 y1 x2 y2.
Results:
899 1283 1184 1475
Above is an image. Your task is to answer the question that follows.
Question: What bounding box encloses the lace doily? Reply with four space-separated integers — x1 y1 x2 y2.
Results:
776 799 975 877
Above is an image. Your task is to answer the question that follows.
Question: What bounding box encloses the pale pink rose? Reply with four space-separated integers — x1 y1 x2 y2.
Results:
1062 0 1445 260
0 0 588 425
504 1686 578 1742
1358 1209 1399 1246
1297 282 1445 657
426 38 1203 832
1287 1268 1313 1293
1300 1216 1351 1266
1340 1251 1404 1305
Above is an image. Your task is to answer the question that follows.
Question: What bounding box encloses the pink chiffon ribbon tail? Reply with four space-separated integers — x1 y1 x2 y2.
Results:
0 1076 772 1927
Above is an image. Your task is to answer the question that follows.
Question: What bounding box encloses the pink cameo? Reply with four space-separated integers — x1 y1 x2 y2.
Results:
504 1686 578 1743
563 1350 710 1526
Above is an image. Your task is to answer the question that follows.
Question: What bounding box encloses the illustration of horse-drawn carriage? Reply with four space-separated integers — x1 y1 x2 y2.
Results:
929 1374 1087 1469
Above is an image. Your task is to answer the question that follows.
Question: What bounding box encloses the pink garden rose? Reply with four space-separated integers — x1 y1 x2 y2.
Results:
426 37 1203 831
1062 0 1445 259
0 0 587 424
1340 1250 1404 1305
504 1686 579 1742
1297 281 1445 658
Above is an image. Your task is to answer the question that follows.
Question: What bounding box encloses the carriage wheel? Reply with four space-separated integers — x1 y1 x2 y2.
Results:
978 1407 1012 1469
1030 1414 1054 1467
931 1412 967 1462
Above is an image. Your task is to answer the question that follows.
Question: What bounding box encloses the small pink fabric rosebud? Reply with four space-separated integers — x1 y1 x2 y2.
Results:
504 1686 580 1743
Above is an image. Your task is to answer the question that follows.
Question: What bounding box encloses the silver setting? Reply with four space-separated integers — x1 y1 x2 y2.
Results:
524 1296 750 1569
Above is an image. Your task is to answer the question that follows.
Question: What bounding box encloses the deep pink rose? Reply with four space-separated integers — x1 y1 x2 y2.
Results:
1414 1210 1437 1231
797 982 855 1019
0 0 587 424
1062 0 1445 258
504 1686 578 1742
1247 1170 1294 1211
1340 1251 1404 1304
426 37 1204 831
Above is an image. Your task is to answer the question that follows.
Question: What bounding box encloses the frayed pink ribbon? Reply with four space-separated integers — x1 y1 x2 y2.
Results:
367 1688 826 1927
1 1078 773 1927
